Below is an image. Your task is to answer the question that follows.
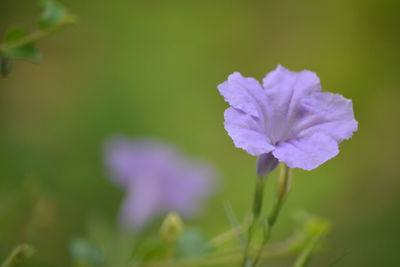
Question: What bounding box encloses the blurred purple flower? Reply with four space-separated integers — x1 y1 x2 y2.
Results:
104 137 216 230
218 65 358 172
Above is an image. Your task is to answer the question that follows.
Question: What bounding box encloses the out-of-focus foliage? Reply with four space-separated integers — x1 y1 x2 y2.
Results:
68 238 104 267
176 228 213 259
38 0 68 29
1 244 35 267
0 0 76 77
3 28 42 62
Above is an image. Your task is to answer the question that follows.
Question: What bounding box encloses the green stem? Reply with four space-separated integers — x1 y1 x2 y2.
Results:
252 164 292 266
252 177 266 218
267 164 291 238
139 216 326 267
141 232 305 267
241 176 267 267
0 14 77 55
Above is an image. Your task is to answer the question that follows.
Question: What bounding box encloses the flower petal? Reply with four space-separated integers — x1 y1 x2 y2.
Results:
218 72 265 117
272 133 339 170
262 65 322 142
163 161 215 216
224 107 274 156
119 178 163 230
104 137 179 187
263 65 321 93
293 92 358 142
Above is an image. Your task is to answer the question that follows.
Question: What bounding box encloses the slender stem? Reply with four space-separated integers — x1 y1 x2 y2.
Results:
241 176 266 266
267 164 291 238
0 15 77 55
252 164 292 266
252 177 266 218
140 216 326 267
140 244 281 267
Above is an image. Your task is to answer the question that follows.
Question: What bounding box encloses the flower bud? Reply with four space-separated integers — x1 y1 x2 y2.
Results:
160 212 183 243
256 152 279 178
277 163 291 201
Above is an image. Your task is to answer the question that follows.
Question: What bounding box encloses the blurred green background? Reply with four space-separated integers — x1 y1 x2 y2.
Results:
1 0 399 266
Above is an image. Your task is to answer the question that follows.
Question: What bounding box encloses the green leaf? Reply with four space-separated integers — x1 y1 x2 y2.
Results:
176 228 213 259
69 238 104 267
38 0 67 29
3 28 42 62
4 27 26 43
6 45 41 62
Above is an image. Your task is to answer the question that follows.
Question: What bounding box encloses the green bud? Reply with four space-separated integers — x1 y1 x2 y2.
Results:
277 163 291 202
160 212 183 244
267 163 292 227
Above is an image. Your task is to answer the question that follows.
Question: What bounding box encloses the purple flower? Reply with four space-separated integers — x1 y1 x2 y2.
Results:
104 137 216 230
218 65 358 172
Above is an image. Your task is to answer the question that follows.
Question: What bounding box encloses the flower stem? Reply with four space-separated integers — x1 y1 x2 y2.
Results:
253 177 266 218
267 163 291 234
241 175 267 266
252 164 292 266
140 215 327 267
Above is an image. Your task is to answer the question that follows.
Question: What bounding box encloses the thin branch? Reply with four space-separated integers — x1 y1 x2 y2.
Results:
0 14 77 55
